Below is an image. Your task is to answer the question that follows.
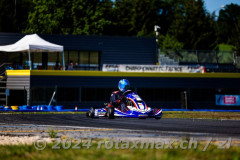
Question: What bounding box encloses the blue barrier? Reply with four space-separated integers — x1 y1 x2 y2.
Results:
55 105 63 111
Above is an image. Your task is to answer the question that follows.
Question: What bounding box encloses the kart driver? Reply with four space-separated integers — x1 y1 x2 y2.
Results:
109 79 130 112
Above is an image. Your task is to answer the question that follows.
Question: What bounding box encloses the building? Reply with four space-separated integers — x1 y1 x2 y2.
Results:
0 33 240 109
0 32 156 70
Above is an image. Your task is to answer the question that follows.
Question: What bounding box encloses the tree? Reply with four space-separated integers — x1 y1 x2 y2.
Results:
129 0 161 36
0 0 33 32
105 0 173 36
166 0 216 50
72 0 112 35
25 0 113 35
217 4 240 49
106 0 133 36
232 20 240 56
159 34 183 50
25 0 73 34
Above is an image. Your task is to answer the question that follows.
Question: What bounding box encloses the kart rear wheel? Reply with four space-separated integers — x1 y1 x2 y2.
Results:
86 112 89 117
88 107 95 118
107 107 114 119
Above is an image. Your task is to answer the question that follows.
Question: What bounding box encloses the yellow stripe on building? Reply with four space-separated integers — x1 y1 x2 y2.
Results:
6 70 30 76
6 70 240 78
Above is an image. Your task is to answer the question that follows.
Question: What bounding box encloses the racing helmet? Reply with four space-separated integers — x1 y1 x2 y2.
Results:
118 79 130 92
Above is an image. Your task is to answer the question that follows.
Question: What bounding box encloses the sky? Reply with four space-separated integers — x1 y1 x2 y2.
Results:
204 0 240 15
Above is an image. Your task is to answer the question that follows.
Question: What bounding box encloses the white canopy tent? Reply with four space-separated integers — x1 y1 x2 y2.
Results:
0 34 65 70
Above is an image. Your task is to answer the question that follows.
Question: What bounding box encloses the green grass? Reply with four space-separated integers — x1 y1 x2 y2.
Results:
47 128 58 138
0 142 239 160
163 111 240 120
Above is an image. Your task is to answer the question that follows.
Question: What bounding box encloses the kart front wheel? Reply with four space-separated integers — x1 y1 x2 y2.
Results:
107 107 114 119
155 111 162 120
88 107 95 118
154 108 162 119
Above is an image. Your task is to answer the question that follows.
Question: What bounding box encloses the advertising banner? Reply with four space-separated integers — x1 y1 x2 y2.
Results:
102 64 205 73
216 95 240 106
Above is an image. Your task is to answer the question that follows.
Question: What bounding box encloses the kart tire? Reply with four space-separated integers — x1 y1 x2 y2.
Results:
154 108 162 120
86 112 89 117
107 107 114 119
88 107 95 118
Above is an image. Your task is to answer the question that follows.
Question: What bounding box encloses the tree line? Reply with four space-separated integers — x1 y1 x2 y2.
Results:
0 0 240 54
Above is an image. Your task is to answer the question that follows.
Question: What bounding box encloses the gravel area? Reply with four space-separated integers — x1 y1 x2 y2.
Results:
0 135 52 145
0 123 240 146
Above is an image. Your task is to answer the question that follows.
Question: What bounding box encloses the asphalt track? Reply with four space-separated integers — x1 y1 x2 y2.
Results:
0 114 240 137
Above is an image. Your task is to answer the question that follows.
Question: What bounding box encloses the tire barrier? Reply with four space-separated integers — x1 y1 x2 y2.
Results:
0 105 65 112
11 106 19 110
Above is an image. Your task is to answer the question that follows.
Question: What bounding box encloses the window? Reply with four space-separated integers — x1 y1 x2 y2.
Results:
65 51 100 70
90 52 99 68
48 52 60 67
79 51 89 65
6 52 28 69
32 52 61 70
68 51 78 65
2 50 100 70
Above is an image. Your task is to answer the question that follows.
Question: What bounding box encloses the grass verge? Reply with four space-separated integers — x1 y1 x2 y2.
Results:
0 141 239 160
163 111 240 120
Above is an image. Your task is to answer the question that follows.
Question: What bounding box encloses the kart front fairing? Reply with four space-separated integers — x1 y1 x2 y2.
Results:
93 91 162 118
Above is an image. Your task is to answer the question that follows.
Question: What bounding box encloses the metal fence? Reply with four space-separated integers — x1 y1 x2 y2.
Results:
236 56 240 69
160 49 236 65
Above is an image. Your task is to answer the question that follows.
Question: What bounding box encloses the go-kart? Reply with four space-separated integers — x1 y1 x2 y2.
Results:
86 90 162 119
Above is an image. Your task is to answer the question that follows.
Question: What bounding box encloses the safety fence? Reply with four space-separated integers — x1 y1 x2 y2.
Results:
160 49 237 65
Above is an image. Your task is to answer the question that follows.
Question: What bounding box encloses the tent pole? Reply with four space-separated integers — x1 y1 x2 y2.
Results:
62 51 65 71
28 49 32 70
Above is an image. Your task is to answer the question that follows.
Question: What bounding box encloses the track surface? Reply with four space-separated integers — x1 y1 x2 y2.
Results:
0 114 240 137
